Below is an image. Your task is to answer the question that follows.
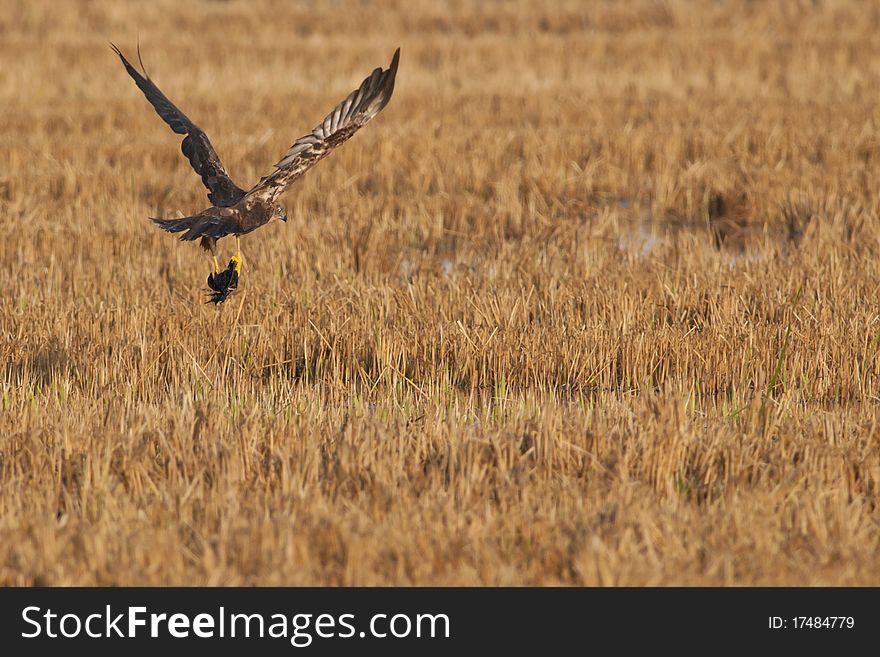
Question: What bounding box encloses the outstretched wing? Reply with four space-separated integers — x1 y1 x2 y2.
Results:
246 48 400 205
111 43 246 207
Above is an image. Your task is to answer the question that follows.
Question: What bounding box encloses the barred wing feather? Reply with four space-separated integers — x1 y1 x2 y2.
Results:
246 48 400 204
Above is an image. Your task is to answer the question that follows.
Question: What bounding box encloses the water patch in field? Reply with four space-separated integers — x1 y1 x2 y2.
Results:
611 207 780 268
617 218 667 257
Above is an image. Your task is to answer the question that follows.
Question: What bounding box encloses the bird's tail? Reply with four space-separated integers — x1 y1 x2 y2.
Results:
151 215 199 235
150 214 203 242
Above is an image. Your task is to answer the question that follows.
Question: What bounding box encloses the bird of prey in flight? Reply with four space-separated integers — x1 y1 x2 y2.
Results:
111 43 400 303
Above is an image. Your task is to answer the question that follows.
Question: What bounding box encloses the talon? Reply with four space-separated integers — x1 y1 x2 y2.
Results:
230 254 242 274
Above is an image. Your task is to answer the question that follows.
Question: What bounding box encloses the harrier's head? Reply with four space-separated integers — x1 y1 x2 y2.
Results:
275 205 289 222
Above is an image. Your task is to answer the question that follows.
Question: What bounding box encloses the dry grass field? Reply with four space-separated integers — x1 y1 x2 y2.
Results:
2 0 880 585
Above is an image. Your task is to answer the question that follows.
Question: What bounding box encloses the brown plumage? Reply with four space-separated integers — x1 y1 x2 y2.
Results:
112 42 400 274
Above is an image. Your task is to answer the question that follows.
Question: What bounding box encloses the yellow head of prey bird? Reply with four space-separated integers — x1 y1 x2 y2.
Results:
111 43 400 303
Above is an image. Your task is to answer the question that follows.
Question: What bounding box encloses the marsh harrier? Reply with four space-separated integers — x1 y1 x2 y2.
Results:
112 43 400 302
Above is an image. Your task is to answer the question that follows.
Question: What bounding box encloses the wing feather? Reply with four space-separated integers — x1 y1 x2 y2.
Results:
111 43 246 207
246 48 400 204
